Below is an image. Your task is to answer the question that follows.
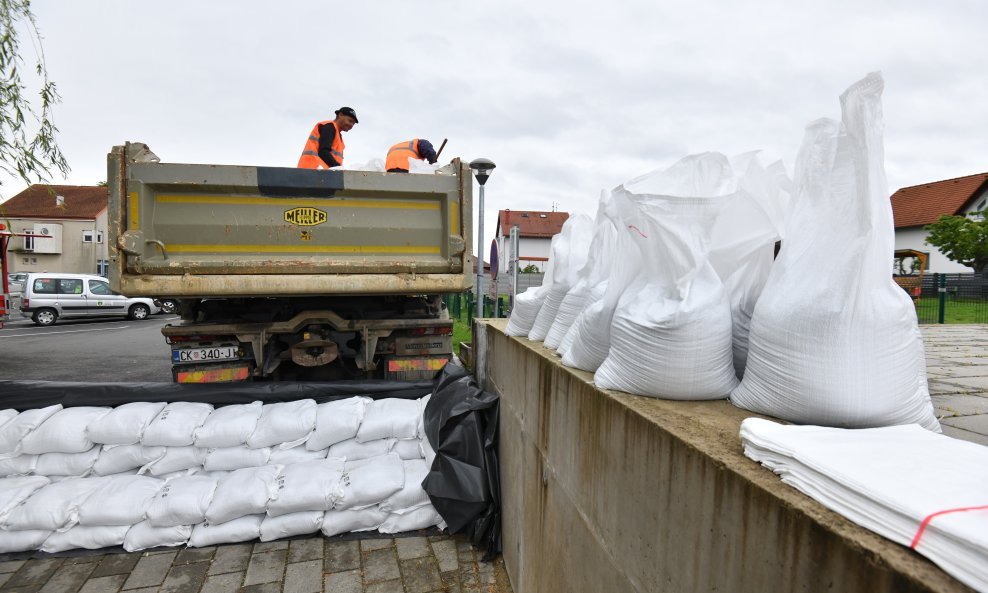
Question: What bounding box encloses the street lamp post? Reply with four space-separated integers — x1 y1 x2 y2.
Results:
469 158 496 313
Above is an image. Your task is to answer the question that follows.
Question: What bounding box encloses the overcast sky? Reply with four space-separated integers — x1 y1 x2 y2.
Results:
4 0 988 250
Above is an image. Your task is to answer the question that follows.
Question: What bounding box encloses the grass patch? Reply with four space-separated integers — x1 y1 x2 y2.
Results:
915 298 988 324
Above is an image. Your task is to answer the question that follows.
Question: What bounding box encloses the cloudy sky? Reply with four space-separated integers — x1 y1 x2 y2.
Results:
4 0 988 247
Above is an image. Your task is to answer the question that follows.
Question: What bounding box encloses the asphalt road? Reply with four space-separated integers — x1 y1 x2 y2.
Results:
0 313 180 382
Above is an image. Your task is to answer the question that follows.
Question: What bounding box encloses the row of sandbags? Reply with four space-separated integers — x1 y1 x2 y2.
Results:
506 72 939 432
0 452 443 553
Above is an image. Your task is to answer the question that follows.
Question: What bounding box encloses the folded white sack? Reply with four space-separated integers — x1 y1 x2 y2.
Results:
0 404 61 455
188 514 263 547
246 400 317 448
194 401 263 448
205 465 282 524
267 458 345 517
260 510 324 541
356 399 420 443
146 474 218 527
335 453 404 511
124 520 192 552
21 406 111 454
77 474 163 526
87 402 167 445
41 524 130 553
142 402 214 447
308 397 370 450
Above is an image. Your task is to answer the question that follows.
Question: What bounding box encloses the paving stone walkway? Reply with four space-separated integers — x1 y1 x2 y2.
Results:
0 533 511 593
922 324 988 445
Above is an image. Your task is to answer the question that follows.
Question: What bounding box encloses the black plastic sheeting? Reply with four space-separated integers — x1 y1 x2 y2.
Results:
0 365 502 559
421 363 501 560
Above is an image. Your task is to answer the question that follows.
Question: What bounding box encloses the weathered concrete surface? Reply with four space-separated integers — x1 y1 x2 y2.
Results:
923 324 988 446
479 318 974 593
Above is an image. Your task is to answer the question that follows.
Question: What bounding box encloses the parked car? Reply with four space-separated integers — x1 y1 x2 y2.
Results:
7 272 28 292
20 273 161 326
156 298 179 315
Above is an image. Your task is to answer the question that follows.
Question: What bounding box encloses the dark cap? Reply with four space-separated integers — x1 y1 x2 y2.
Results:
335 106 358 123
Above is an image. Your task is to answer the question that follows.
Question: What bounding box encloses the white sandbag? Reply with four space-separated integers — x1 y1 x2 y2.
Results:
307 397 370 450
3 477 108 531
93 445 166 476
356 399 420 443
528 215 594 341
246 400 317 448
260 511 324 542
0 404 61 455
328 437 395 461
87 402 167 446
416 395 430 439
505 233 561 337
422 434 436 471
21 406 110 454
0 409 17 429
203 446 271 471
146 474 218 527
321 507 388 537
0 529 50 553
124 521 191 552
268 445 327 466
77 475 163 526
393 439 424 460
142 402 214 447
40 524 129 553
194 401 263 448
188 514 263 547
336 453 405 510
205 465 282 524
0 476 50 523
730 73 939 430
266 458 345 517
378 504 444 534
0 454 37 477
594 154 739 400
557 281 608 358
35 447 101 476
380 459 430 514
139 447 206 476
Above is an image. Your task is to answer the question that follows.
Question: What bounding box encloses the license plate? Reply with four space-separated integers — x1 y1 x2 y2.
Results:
172 346 240 363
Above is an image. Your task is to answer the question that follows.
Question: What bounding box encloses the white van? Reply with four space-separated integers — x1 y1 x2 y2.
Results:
20 273 160 326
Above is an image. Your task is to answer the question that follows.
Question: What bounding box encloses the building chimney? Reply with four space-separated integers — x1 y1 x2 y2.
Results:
56 195 65 207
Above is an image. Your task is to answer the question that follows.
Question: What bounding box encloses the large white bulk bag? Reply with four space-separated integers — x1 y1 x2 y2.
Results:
188 514 263 547
139 446 206 476
77 475 163 526
378 504 444 534
307 397 370 450
594 154 739 400
266 458 345 517
87 402 167 445
34 448 101 477
93 445 166 476
0 404 61 455
142 402 214 447
0 529 51 553
380 459 430 514
41 524 130 553
21 406 110 454
730 73 939 430
246 400 317 448
335 453 405 510
203 446 271 471
528 215 594 342
3 476 107 531
0 476 50 523
194 401 263 448
0 454 37 477
321 507 388 537
146 474 218 527
124 521 191 552
269 445 327 466
356 399 420 443
260 511 324 542
504 237 559 337
205 465 282 524
327 437 395 461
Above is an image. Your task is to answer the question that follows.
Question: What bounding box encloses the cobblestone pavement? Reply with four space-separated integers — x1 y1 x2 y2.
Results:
922 324 988 446
0 533 512 593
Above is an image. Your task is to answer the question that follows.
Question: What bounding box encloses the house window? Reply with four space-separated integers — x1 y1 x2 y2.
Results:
22 229 34 251
97 259 109 277
97 231 104 244
82 230 95 243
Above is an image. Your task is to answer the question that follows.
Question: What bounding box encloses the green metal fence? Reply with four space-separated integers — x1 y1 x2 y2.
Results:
912 273 988 324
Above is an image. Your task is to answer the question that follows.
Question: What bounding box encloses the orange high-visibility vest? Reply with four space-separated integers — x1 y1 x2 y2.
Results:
385 139 421 171
297 120 345 169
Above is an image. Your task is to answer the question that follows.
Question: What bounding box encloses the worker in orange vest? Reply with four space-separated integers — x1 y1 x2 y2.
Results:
385 139 438 172
297 107 359 169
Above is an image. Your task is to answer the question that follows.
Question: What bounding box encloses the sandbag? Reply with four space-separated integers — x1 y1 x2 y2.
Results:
594 154 739 400
246 400 317 448
378 504 444 534
188 514 263 547
140 446 206 476
730 73 939 430
260 511 324 542
266 458 345 517
194 401 262 448
335 453 405 510
269 445 327 465
86 402 166 445
307 397 370 450
93 445 166 476
141 402 214 447
393 439 424 460
0 404 61 455
327 437 395 461
34 448 100 477
205 465 282 524
0 476 49 524
21 406 110 454
0 529 51 553
124 521 191 552
203 446 271 472
3 476 107 531
0 409 17 429
528 215 594 341
321 508 388 537
77 474 163 526
504 236 559 337
40 524 129 553
0 454 37 477
356 399 420 443
146 474 218 527
380 459 430 514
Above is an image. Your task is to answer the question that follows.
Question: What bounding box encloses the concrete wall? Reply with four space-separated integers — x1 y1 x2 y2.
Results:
477 319 972 593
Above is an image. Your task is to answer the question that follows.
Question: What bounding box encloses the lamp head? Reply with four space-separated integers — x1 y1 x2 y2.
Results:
469 158 496 186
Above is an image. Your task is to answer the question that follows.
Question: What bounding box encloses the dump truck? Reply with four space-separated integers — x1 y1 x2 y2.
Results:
108 142 472 383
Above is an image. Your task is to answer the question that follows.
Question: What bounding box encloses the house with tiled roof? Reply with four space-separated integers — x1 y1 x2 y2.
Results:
494 210 570 274
0 185 110 276
891 172 988 273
